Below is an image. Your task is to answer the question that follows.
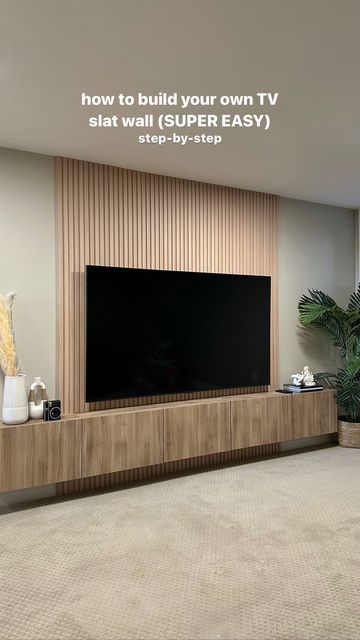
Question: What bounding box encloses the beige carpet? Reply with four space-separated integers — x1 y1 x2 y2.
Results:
0 446 359 640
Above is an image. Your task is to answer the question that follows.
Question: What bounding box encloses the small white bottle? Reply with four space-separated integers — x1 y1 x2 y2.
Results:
28 377 48 420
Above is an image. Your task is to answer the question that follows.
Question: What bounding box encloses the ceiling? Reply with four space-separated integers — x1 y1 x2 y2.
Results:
1 0 359 208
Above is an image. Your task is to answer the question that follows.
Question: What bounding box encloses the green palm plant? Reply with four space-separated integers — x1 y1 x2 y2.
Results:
298 284 360 422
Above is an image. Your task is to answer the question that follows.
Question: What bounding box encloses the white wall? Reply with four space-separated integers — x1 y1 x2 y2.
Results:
279 198 355 385
0 148 56 405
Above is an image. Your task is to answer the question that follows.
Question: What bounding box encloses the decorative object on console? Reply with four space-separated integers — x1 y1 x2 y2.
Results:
282 384 323 393
0 291 28 425
299 284 360 448
302 366 316 386
43 400 62 421
2 374 28 424
290 365 316 387
290 373 303 386
28 377 48 420
0 292 18 376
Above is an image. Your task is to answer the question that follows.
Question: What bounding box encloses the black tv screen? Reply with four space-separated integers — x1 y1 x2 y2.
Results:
85 266 271 402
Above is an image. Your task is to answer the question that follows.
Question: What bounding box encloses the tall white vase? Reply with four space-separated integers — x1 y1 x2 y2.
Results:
28 376 48 420
2 374 28 424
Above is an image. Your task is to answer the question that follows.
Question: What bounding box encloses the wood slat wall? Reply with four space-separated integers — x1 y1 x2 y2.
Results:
57 442 281 497
55 157 278 414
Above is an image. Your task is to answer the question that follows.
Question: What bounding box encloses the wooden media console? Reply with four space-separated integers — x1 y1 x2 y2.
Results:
0 390 337 493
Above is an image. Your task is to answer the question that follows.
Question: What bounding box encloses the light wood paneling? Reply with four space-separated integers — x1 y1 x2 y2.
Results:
231 393 291 449
0 420 81 492
82 409 163 477
55 157 278 414
290 391 337 439
163 402 231 461
231 390 336 448
57 442 281 496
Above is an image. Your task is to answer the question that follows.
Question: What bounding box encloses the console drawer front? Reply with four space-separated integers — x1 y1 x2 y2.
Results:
82 410 163 477
0 420 81 491
163 402 231 461
231 395 291 448
231 390 336 448
290 391 337 439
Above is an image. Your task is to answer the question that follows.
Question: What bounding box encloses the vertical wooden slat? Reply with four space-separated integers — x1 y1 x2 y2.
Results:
56 441 281 496
55 158 63 403
55 157 278 414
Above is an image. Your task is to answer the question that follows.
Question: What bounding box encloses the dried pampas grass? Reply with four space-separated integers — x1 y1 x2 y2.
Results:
0 292 18 376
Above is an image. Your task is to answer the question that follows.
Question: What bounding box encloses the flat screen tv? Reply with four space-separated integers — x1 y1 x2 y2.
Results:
85 266 271 402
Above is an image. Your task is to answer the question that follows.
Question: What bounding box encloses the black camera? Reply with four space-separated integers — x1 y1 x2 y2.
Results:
43 400 62 421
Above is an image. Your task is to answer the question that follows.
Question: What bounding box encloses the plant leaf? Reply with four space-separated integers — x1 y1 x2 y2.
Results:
314 372 337 389
347 282 360 312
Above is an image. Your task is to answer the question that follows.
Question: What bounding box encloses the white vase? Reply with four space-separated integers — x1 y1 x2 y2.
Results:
28 376 48 420
2 374 29 424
